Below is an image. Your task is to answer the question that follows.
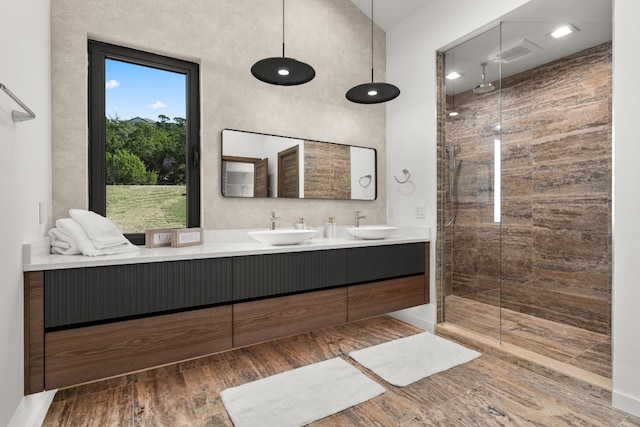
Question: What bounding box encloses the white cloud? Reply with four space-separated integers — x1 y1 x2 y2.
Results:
105 79 120 89
150 101 166 110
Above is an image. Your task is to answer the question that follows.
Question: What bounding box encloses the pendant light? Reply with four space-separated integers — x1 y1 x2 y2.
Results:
346 0 400 104
251 0 315 86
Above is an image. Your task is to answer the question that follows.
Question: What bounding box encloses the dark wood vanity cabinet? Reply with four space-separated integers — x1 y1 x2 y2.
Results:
24 242 430 393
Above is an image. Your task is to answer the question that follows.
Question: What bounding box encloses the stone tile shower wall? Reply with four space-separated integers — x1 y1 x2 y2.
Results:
445 42 612 335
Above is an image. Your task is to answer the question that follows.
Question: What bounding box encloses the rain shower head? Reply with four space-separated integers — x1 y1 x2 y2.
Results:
473 62 496 94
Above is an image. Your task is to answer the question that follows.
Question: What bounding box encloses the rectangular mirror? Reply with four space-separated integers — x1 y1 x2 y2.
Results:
221 129 377 200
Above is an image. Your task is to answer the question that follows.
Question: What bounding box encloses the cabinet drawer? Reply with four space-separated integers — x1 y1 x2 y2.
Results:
348 275 425 321
233 288 347 347
45 305 232 389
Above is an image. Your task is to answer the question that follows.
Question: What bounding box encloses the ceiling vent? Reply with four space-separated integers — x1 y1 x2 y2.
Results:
488 39 542 64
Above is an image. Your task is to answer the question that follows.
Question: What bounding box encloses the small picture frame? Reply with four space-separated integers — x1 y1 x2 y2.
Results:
145 228 174 248
171 227 203 248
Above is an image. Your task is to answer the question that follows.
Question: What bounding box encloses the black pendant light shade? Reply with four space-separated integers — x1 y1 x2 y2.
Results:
346 81 400 104
251 0 315 86
251 57 315 86
346 0 400 104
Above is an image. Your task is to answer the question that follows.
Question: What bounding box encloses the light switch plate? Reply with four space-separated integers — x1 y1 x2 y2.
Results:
416 205 426 218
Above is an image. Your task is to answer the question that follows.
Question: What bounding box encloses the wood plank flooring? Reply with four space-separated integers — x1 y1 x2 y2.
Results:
43 315 638 426
444 295 612 378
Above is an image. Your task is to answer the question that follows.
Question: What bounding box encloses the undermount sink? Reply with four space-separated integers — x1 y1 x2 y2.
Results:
248 229 318 245
347 226 399 240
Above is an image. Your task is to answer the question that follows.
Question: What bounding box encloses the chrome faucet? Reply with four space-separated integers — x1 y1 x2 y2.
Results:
270 211 280 230
355 210 366 227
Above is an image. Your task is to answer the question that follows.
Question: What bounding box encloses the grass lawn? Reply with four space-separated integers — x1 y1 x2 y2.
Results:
106 185 187 234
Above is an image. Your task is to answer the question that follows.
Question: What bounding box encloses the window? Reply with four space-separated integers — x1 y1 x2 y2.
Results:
88 41 200 245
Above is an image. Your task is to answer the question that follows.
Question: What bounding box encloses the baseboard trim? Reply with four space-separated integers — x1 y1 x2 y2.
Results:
389 308 435 333
613 390 640 418
8 390 56 427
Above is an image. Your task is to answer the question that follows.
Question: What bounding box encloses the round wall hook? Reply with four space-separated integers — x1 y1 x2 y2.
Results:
394 169 411 184
359 174 372 188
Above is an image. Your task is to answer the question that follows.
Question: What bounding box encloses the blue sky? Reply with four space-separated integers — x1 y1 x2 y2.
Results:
105 59 186 121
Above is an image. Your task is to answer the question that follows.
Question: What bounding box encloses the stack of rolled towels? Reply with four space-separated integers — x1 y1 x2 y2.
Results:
48 209 138 256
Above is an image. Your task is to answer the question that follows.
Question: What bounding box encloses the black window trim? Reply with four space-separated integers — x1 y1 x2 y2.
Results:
88 40 201 245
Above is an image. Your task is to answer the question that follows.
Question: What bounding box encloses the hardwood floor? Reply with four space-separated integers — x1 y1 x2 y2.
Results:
444 295 612 378
43 315 638 426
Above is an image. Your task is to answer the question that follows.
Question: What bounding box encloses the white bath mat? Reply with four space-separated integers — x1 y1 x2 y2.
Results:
349 332 481 387
220 357 385 427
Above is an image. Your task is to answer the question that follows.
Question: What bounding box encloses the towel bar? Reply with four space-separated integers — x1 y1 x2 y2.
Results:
0 82 36 122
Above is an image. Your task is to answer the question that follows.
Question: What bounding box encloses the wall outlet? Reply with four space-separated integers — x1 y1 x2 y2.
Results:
416 205 426 219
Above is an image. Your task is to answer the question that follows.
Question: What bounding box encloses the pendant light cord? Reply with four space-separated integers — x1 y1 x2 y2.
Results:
282 0 285 57
370 0 374 82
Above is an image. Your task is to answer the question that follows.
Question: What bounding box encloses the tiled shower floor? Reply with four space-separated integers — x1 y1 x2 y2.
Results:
444 295 611 378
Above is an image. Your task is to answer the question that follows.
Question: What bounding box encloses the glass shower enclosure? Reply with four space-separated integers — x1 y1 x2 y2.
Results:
438 9 612 378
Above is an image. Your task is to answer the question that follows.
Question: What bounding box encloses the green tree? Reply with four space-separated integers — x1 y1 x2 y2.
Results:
104 116 186 185
106 149 157 185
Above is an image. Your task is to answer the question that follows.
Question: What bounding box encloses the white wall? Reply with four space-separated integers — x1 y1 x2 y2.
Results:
386 0 640 417
612 0 640 417
0 0 52 424
385 0 529 330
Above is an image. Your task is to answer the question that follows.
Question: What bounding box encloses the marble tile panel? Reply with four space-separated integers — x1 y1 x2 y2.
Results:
501 136 533 170
500 226 533 284
452 224 478 250
501 318 602 362
530 289 609 334
476 275 500 293
476 225 501 277
531 99 611 137
533 227 610 273
533 195 610 233
474 288 501 309
501 167 533 199
532 126 611 166
500 105 534 136
533 265 611 301
532 157 609 197
571 340 612 378
501 198 533 227
499 281 533 314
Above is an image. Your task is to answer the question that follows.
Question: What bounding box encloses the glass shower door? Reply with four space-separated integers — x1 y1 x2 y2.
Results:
440 24 503 341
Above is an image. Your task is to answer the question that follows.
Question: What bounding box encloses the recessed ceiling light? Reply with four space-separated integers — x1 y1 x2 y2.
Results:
449 111 459 117
550 24 578 39
446 71 462 80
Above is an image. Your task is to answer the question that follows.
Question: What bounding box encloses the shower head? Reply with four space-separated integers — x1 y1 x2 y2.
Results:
473 62 496 94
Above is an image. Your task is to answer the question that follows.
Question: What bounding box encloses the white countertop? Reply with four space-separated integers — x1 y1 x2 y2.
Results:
24 226 430 271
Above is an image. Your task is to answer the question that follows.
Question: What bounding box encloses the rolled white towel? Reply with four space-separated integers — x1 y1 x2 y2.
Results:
48 227 81 255
56 218 138 257
69 209 128 249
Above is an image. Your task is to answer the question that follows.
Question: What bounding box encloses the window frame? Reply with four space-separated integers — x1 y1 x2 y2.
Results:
88 40 201 245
